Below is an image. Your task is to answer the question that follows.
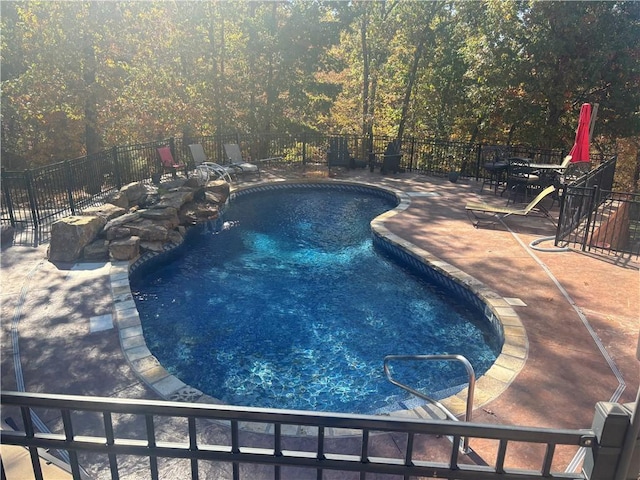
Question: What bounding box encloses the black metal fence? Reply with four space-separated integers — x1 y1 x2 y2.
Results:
555 157 640 260
1 134 568 246
0 390 608 480
556 189 640 260
556 158 617 240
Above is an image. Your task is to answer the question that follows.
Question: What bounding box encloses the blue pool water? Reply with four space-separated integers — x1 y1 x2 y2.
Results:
131 186 500 414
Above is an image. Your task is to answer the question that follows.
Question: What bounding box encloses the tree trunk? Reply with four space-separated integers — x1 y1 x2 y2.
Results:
207 3 224 135
397 36 426 141
83 3 100 155
360 9 370 138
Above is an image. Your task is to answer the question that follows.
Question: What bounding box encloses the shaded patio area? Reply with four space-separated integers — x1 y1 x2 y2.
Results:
1 165 638 478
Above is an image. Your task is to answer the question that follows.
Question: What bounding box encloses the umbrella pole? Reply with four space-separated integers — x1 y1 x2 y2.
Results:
589 103 599 143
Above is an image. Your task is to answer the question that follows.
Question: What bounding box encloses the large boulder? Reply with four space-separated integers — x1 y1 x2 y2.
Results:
104 212 140 231
105 226 131 241
107 191 129 209
123 219 169 242
154 189 195 210
83 239 110 261
81 203 127 222
121 182 157 205
204 180 230 199
48 215 106 262
109 236 140 261
204 190 227 205
179 202 220 225
139 207 180 230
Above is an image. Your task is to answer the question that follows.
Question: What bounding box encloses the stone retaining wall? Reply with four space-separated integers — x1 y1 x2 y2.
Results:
47 177 230 263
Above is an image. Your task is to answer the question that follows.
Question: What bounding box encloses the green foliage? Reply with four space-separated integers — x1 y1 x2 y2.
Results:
1 0 638 176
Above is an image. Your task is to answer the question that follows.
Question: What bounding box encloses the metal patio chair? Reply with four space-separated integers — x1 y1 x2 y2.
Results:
156 146 188 179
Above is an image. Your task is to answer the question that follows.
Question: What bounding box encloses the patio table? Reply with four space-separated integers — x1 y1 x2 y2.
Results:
526 163 566 188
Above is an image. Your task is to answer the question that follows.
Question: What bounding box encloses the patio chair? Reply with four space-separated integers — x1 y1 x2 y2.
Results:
380 140 403 174
188 143 234 183
480 146 511 193
465 185 556 228
156 146 187 179
504 157 541 204
535 155 573 190
223 143 280 179
327 137 367 171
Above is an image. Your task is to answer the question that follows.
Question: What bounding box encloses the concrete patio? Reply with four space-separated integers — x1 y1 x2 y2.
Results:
1 166 638 478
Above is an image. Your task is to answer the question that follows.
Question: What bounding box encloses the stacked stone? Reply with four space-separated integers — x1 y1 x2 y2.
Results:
47 178 230 263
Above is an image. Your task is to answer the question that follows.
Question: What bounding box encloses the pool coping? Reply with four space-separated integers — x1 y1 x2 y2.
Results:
112 179 528 436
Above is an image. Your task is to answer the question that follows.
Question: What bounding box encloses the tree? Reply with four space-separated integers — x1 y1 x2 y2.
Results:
1 0 638 170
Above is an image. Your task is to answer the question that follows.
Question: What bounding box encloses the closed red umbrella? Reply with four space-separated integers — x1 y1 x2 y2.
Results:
569 103 591 163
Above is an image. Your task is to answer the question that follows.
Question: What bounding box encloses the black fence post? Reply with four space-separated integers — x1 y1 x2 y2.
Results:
1 167 17 227
112 146 122 190
475 143 483 180
24 169 39 231
64 160 76 215
554 183 567 247
409 137 416 172
302 133 307 165
582 184 600 252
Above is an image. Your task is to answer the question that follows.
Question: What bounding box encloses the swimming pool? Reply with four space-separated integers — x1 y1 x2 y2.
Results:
131 184 501 414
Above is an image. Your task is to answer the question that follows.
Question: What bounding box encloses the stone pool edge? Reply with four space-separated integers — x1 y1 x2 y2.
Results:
367 185 528 422
110 178 528 436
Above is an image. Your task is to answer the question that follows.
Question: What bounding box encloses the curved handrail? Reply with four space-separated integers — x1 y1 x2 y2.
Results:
195 162 234 184
383 354 476 453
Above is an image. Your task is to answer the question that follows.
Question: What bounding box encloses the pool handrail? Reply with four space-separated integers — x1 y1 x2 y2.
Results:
383 353 476 453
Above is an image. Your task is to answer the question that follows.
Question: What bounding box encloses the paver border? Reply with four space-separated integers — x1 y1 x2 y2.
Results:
112 179 529 435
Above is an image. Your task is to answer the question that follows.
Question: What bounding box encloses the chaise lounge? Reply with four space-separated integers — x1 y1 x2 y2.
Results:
465 185 556 228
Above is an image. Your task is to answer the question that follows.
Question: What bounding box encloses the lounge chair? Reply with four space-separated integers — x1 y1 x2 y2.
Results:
556 155 573 173
223 143 282 179
157 146 187 178
465 185 556 228
188 143 234 183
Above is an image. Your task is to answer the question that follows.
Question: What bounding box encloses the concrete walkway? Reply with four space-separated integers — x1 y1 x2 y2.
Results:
1 167 638 478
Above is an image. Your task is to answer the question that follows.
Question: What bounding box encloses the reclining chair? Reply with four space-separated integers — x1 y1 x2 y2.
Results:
223 143 284 180
465 185 556 228
188 144 234 183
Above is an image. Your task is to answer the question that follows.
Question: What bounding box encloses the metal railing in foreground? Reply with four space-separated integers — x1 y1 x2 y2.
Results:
0 391 613 480
383 354 476 453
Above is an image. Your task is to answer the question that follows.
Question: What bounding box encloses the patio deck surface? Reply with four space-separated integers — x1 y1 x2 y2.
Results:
1 166 638 479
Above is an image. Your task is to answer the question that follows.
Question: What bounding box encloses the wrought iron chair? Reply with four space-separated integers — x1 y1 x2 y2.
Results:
505 157 541 204
480 146 511 193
